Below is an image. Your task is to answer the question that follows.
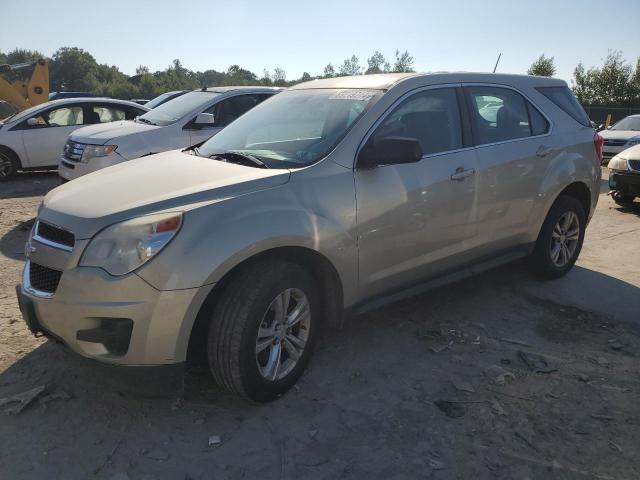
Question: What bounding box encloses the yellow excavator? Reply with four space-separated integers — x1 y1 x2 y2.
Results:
0 58 49 116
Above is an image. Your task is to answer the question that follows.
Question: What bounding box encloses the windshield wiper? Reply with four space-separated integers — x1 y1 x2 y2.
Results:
135 117 157 126
208 151 269 169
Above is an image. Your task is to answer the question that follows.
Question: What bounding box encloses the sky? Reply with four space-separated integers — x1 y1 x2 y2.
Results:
1 0 639 84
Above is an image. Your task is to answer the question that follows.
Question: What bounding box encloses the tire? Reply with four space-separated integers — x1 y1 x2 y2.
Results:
207 260 319 402
611 191 635 206
527 195 586 280
0 148 19 181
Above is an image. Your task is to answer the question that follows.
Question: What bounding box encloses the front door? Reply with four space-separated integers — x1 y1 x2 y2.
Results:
20 104 84 168
355 87 479 299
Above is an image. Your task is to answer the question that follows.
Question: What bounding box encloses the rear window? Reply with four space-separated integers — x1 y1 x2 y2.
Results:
536 86 590 127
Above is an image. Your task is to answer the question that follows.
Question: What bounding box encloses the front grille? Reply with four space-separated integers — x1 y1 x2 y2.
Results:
36 221 75 248
603 139 627 147
63 140 86 162
29 262 62 294
629 159 640 172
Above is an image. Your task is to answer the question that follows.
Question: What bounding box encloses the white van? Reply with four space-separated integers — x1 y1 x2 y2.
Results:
58 87 281 181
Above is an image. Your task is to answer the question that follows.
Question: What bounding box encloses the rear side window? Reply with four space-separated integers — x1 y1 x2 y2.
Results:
370 87 463 155
536 86 590 127
466 87 549 145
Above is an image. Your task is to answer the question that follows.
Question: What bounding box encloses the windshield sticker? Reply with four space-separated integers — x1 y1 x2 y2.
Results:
329 89 378 101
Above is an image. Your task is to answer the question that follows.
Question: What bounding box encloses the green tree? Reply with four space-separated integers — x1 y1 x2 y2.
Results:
339 55 361 76
0 48 46 83
300 72 312 82
365 51 390 74
392 50 414 73
323 63 335 78
527 54 556 76
572 51 636 105
273 67 286 86
49 47 99 92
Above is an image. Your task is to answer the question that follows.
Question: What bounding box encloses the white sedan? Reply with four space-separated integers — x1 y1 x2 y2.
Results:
0 98 148 180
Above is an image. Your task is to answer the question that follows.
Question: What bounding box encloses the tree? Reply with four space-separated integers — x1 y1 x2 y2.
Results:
339 55 361 76
273 67 286 86
366 51 390 74
300 72 312 82
528 54 556 76
49 47 99 92
136 65 150 75
392 50 414 73
323 63 335 78
572 50 637 106
0 48 46 82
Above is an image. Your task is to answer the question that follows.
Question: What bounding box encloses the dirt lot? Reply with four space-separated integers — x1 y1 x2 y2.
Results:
1 171 639 480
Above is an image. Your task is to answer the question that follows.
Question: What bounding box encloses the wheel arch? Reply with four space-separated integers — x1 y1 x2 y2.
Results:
185 246 345 365
555 181 592 218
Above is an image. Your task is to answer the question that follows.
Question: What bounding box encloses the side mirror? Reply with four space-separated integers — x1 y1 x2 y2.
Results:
358 136 423 169
27 118 40 127
193 112 215 127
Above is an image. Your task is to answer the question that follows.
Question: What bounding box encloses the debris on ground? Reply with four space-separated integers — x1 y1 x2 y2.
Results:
484 365 516 386
499 337 532 347
517 350 558 374
430 341 453 353
434 400 465 418
491 398 507 416
427 457 445 470
608 339 623 351
40 390 71 407
452 380 475 393
208 435 222 447
0 385 45 415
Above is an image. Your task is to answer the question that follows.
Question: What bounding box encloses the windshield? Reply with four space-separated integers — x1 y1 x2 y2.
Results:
145 91 181 109
198 88 381 167
611 116 640 131
138 91 217 126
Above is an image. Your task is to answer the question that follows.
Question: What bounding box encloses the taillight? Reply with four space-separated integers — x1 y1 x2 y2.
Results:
594 132 604 162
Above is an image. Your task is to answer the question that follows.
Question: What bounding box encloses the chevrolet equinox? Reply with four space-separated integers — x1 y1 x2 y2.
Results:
17 73 602 401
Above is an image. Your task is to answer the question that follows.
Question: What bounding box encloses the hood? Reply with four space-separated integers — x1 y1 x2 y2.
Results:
599 129 640 141
40 150 291 239
70 120 160 145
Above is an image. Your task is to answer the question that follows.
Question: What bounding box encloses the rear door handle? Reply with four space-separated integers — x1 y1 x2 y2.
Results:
536 145 552 157
450 167 476 181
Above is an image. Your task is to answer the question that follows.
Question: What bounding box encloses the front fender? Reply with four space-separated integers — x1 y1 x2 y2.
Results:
136 179 358 306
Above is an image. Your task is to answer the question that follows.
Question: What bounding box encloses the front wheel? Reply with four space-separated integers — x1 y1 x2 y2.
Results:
0 149 19 181
207 260 319 402
527 195 586 279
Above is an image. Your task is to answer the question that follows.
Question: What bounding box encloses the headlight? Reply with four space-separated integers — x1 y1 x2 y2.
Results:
627 137 640 146
608 155 629 171
80 212 182 275
80 144 117 163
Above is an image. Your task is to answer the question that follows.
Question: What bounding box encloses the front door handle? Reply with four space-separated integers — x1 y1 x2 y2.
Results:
536 145 552 157
450 167 476 181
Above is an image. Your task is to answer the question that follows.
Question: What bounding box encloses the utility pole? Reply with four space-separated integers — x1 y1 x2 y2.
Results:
493 53 502 73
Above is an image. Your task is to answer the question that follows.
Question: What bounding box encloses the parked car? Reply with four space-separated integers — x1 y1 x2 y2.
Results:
599 114 640 164
58 86 281 181
0 98 148 180
17 73 600 401
144 90 190 109
608 144 640 205
48 92 97 101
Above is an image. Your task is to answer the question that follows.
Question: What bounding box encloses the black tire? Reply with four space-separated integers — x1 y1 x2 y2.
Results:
611 191 635 206
0 148 19 181
207 259 319 402
527 195 586 280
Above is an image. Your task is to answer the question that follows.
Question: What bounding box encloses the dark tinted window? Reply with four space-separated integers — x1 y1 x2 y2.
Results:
528 103 549 135
208 94 270 128
371 87 462 155
536 86 590 127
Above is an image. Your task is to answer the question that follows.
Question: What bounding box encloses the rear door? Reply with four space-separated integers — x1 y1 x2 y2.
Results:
355 86 479 299
463 85 551 256
20 104 85 168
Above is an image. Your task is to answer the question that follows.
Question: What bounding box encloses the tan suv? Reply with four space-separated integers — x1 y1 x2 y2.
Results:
17 73 601 401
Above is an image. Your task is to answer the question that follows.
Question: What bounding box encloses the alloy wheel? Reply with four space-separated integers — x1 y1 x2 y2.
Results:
550 211 580 267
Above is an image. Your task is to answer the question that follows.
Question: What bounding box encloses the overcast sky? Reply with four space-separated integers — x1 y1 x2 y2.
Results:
2 0 639 84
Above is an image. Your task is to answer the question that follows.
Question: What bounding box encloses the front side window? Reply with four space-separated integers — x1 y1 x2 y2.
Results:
198 88 381 167
137 91 218 126
205 94 272 128
38 106 84 127
370 87 463 156
467 87 548 145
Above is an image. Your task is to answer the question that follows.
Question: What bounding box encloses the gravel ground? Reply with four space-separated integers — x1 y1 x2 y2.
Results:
0 170 639 480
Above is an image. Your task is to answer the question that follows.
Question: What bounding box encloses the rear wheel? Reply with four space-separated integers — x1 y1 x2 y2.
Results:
611 191 635 206
527 195 586 279
207 260 319 402
0 148 19 180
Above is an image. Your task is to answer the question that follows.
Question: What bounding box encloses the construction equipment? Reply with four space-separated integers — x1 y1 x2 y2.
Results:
0 59 49 113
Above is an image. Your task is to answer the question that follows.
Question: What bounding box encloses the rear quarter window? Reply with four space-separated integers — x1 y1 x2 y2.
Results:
536 86 590 127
